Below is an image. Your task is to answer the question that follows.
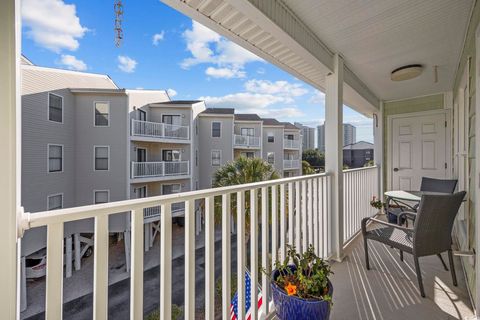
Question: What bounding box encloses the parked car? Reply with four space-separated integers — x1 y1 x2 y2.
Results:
25 236 94 279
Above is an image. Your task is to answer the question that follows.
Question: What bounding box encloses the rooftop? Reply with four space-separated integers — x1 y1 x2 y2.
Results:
261 118 283 126
201 108 235 115
234 113 262 121
343 141 374 150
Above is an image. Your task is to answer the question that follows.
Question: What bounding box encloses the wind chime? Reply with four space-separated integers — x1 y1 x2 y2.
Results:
114 0 123 47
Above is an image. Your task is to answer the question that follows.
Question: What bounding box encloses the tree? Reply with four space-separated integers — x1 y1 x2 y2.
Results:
213 157 279 187
211 157 280 237
302 160 315 175
302 149 325 169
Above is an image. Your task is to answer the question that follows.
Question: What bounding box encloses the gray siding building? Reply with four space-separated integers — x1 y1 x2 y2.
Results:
343 141 374 168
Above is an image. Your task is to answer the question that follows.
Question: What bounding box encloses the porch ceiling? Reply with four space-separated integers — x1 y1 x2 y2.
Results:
162 0 473 114
285 0 474 101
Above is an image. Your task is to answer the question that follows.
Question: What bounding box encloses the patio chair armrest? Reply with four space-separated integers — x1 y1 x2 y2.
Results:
362 217 413 233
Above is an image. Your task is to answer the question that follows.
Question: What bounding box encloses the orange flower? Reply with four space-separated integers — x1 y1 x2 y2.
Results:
285 283 297 296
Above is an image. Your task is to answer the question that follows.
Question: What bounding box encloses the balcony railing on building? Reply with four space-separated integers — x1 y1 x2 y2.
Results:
131 119 189 140
283 139 301 149
233 134 261 148
143 202 185 223
283 159 300 169
131 161 189 179
20 166 379 319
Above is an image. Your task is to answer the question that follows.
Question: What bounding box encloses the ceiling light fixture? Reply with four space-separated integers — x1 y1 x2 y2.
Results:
391 64 423 81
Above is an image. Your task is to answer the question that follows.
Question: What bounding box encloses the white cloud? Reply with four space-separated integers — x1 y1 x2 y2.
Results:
152 31 165 45
117 55 137 73
22 0 87 52
58 54 87 71
256 68 266 75
244 80 308 100
199 92 304 119
181 21 262 77
205 66 245 79
167 88 177 97
308 90 326 104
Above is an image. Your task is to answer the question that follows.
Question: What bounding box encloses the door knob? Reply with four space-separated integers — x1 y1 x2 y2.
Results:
393 168 399 172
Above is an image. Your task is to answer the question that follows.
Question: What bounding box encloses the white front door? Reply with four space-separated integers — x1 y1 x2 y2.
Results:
391 112 447 190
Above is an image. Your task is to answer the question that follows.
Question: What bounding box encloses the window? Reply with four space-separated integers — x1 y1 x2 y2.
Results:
240 152 254 159
211 150 221 166
267 152 275 164
212 122 221 137
47 194 63 210
285 134 294 140
48 144 63 172
136 186 147 198
48 93 63 123
267 132 274 143
162 184 181 195
94 102 110 126
94 146 109 170
162 149 181 161
241 128 254 136
195 149 198 166
162 114 182 126
94 190 109 204
137 109 146 121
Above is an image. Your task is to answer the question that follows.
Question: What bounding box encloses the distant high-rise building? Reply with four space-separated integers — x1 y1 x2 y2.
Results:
343 123 356 146
294 122 315 150
317 123 357 151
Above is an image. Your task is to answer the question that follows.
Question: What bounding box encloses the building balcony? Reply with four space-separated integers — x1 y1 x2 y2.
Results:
283 159 300 169
131 119 189 142
233 134 261 148
16 166 473 319
283 139 301 149
130 161 189 180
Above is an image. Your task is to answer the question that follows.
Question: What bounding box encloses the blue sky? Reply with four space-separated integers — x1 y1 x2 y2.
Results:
21 0 373 143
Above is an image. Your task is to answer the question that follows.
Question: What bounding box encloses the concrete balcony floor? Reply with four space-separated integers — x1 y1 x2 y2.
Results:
328 226 474 319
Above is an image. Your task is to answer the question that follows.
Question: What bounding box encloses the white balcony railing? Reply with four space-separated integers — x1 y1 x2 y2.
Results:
233 134 261 148
144 202 185 222
18 169 380 319
283 159 300 169
343 166 379 242
283 139 301 149
20 173 338 319
131 119 189 140
131 161 189 179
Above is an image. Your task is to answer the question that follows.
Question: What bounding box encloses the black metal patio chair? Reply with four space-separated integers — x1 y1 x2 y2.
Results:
362 191 466 297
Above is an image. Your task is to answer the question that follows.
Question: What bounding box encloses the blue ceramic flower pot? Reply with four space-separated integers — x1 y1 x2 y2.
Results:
271 266 333 320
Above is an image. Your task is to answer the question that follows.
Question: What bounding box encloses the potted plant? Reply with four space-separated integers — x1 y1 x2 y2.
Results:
267 245 333 320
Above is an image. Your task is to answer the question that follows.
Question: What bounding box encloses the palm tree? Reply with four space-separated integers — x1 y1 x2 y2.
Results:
212 157 280 239
213 157 280 187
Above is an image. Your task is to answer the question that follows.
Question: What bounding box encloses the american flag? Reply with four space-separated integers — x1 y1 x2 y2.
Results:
230 271 263 320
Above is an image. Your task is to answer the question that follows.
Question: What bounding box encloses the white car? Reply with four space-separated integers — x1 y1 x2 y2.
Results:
25 238 94 279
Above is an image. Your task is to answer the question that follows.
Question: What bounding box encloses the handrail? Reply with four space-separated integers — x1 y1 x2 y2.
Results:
343 165 378 173
23 172 329 231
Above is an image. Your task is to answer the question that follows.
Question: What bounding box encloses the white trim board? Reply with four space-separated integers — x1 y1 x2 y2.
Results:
386 108 452 190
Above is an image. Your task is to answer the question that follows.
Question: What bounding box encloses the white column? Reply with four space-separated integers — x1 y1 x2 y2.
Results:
74 233 81 271
474 24 480 319
0 0 20 317
325 54 344 261
373 101 384 197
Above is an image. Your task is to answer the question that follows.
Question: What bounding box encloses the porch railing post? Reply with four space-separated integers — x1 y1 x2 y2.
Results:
0 0 20 317
325 53 345 261
374 101 384 197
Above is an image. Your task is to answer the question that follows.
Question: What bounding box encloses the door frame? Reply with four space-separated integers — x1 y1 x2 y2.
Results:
136 147 147 162
386 108 452 190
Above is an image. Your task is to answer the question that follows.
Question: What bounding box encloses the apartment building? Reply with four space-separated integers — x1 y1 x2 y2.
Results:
294 122 315 150
21 58 206 273
20 58 302 286
317 122 357 151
